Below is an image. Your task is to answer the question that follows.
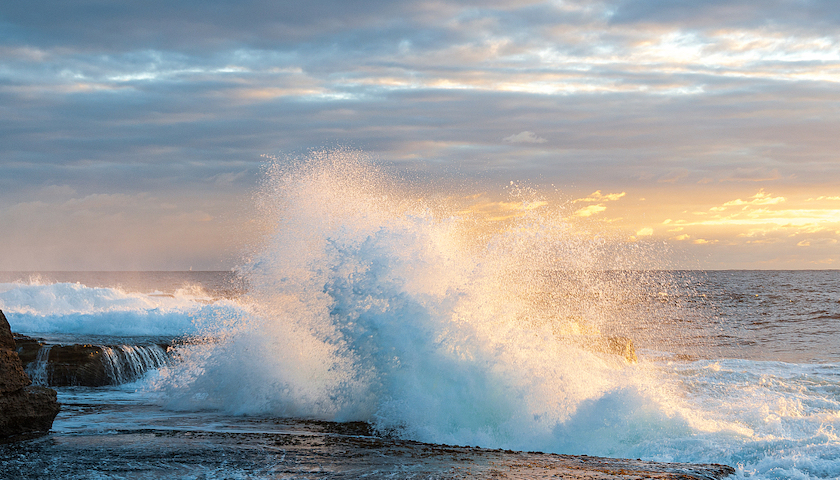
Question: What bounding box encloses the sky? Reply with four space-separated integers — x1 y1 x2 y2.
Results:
1 0 839 270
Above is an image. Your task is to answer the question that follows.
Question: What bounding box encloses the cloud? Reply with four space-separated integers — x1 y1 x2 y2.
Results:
657 170 690 184
210 170 250 186
608 0 840 31
659 189 840 247
0 0 428 51
38 184 77 199
721 168 782 183
3 0 840 268
710 190 786 211
503 131 547 144
574 191 626 203
573 204 607 217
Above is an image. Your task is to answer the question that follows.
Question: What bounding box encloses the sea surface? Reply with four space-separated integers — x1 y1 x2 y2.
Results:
2 270 838 479
1 158 839 479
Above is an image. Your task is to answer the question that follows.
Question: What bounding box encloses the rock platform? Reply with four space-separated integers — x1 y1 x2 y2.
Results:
0 310 60 443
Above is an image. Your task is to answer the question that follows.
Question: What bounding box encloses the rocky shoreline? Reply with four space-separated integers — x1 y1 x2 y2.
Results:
0 310 60 443
14 333 170 387
1 418 736 479
0 309 734 478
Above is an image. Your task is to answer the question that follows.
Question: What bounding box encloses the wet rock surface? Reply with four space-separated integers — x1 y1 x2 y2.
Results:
12 333 46 367
15 335 170 387
0 310 60 442
31 343 111 387
0 423 735 479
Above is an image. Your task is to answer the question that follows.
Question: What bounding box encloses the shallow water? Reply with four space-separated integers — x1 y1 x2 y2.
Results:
2 385 734 480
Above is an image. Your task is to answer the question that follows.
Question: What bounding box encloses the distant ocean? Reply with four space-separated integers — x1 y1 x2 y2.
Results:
2 157 839 479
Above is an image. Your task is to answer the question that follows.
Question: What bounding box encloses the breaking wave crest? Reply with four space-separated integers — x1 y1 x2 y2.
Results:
154 150 717 455
0 280 244 337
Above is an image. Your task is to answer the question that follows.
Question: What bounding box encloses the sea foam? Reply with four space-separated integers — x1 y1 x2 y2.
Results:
0 281 245 337
155 151 712 456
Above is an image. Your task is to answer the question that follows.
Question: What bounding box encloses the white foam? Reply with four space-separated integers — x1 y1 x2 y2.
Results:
156 152 691 448
0 281 246 336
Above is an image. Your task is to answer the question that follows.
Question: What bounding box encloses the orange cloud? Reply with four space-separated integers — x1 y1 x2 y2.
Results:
573 204 607 217
574 191 627 203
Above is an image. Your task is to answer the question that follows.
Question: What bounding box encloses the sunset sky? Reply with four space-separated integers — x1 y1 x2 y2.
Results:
2 0 839 270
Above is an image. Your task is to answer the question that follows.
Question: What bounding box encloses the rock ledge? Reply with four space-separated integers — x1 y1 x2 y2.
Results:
0 310 60 442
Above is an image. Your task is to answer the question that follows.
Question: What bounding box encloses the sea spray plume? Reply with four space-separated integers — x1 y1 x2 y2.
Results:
157 149 705 454
156 151 394 416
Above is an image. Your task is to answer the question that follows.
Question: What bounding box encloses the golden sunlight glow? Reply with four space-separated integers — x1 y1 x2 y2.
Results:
711 190 786 211
553 186 840 267
457 198 550 222
569 191 626 218
574 191 627 203
631 189 840 266
573 204 607 217
674 189 840 229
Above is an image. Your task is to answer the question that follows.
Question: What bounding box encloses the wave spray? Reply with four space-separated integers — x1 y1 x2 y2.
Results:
158 150 705 455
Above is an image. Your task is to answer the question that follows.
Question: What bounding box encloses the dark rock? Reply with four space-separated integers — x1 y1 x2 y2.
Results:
17 340 172 387
0 313 30 394
42 344 111 387
0 316 16 351
0 386 60 443
13 333 44 366
0 349 30 393
0 310 60 442
13 334 112 386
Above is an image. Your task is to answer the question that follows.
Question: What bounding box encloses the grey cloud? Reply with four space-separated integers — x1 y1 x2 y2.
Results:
3 0 840 269
0 0 563 53
5 67 840 195
607 0 840 29
1 0 408 50
503 131 547 144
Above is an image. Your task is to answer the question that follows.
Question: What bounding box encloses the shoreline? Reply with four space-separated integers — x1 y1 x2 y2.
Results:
2 416 735 479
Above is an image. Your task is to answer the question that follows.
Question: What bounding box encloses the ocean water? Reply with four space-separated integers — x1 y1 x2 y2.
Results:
2 154 839 479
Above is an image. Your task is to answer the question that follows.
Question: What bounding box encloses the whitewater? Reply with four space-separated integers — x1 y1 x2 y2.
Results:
2 152 839 479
